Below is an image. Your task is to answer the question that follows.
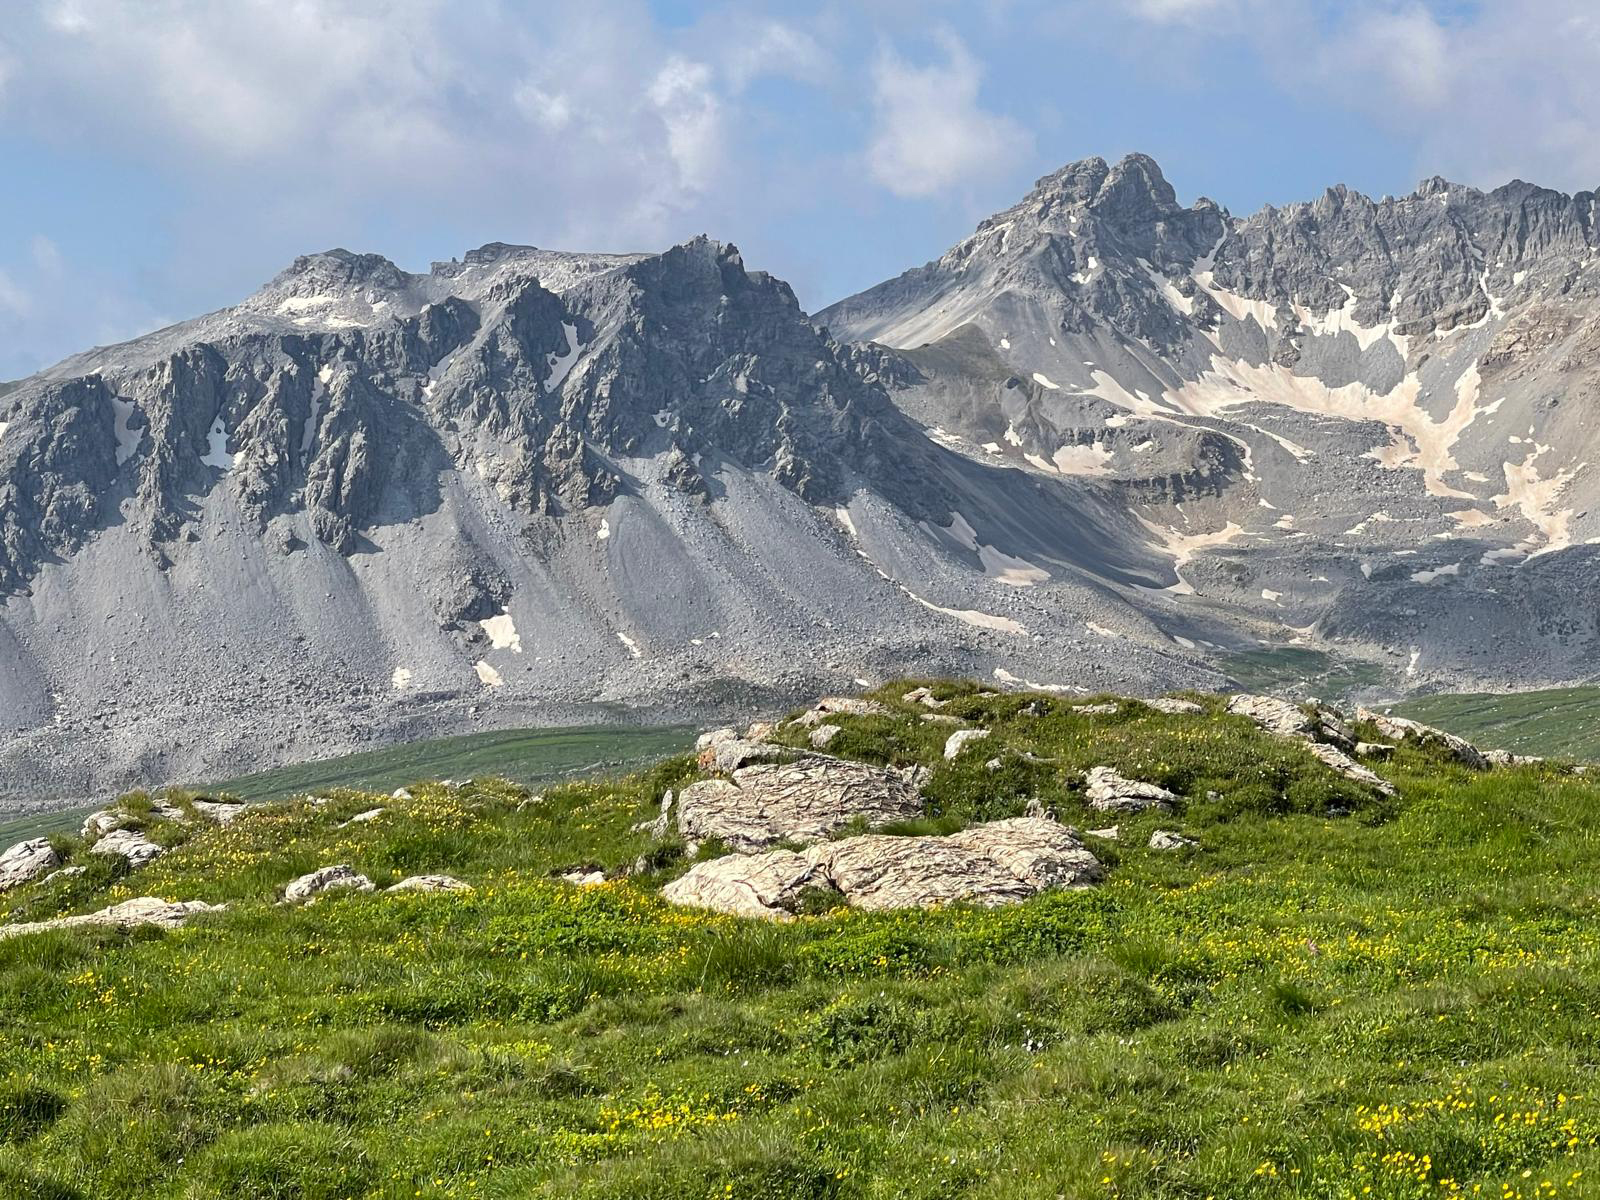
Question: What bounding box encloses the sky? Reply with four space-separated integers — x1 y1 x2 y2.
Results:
1 0 1597 379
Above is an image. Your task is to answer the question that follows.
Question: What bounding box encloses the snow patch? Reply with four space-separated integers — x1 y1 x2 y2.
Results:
1410 563 1461 584
617 631 642 658
391 668 413 690
200 415 235 471
1031 372 1060 390
546 321 582 389
474 661 504 687
597 517 611 541
109 398 142 465
481 611 522 653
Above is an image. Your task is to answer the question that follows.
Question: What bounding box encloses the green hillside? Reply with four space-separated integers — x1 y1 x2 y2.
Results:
1395 685 1600 760
3 683 1599 1199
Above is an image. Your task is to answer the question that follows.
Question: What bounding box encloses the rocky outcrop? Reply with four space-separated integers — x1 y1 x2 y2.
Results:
1305 742 1397 796
662 817 1102 918
791 698 892 728
1356 709 1491 770
675 756 923 853
282 864 375 904
0 897 224 940
1226 695 1352 749
1083 766 1177 814
0 838 59 892
695 728 784 774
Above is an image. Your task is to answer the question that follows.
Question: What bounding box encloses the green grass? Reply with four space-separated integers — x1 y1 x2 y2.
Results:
208 724 696 803
1220 646 1388 697
1396 685 1600 760
3 682 1600 1199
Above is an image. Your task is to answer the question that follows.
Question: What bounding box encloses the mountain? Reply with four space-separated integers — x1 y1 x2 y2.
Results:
0 235 1207 809
6 153 1599 809
820 153 1600 689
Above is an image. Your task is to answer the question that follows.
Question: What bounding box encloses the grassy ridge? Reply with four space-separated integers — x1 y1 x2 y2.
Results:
3 684 1600 1198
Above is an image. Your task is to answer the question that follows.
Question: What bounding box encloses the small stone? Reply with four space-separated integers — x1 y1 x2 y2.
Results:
1149 829 1199 851
1086 826 1120 840
984 757 1004 772
1354 742 1394 760
809 724 843 750
391 788 413 800
920 713 962 725
1071 703 1119 716
559 868 607 887
943 728 991 760
337 808 386 828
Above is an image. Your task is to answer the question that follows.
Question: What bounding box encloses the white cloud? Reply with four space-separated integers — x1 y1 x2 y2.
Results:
648 56 724 196
866 32 1031 198
1126 0 1229 22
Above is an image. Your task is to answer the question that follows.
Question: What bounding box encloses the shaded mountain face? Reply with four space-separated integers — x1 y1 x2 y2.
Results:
819 153 1600 691
0 234 1203 808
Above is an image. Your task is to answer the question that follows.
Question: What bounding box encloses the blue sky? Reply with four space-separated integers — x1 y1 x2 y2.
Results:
1 0 1596 379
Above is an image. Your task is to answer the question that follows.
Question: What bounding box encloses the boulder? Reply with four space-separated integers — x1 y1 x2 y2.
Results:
660 849 818 919
1354 741 1394 760
921 713 962 725
1146 697 1204 715
676 757 922 853
1355 708 1489 770
1083 766 1177 814
943 728 991 759
88 829 165 869
558 868 607 886
902 687 947 710
81 809 126 840
0 838 60 892
662 817 1102 918
337 808 386 828
1148 829 1199 851
1072 703 1119 716
282 865 375 904
387 874 472 893
0 897 225 941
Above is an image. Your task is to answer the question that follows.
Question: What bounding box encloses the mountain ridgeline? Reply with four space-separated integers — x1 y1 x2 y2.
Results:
2 154 1599 807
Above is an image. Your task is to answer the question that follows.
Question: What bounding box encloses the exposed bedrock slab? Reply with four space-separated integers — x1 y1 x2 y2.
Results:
0 897 225 940
675 756 923 853
662 817 1103 917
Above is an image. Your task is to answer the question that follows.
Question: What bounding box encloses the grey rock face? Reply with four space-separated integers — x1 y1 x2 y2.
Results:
661 816 1102 917
675 756 923 853
3 225 1210 810
819 153 1600 696
0 838 59 892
